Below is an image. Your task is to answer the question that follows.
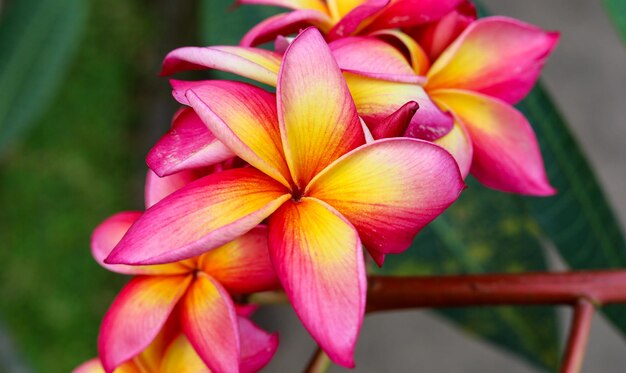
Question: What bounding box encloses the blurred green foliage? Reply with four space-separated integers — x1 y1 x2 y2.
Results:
603 0 626 44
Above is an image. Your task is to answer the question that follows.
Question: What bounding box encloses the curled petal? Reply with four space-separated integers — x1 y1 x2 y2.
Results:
238 316 279 373
182 274 240 373
432 89 555 195
268 198 366 367
237 0 328 12
91 212 189 276
106 168 290 265
344 72 452 140
369 100 419 139
307 138 465 255
173 80 291 187
199 226 280 294
145 169 200 209
147 108 234 177
427 17 559 104
240 10 334 47
161 46 281 87
98 275 192 373
278 28 365 188
364 0 464 31
327 0 389 40
370 29 431 75
433 121 473 179
330 36 424 83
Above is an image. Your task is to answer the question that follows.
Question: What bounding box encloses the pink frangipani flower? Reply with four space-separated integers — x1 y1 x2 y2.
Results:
106 28 464 366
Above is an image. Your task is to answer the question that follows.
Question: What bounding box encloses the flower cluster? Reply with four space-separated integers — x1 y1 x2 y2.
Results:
77 1 557 372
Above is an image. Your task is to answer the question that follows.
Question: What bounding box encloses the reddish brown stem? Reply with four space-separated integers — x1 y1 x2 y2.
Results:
561 300 595 373
366 270 626 312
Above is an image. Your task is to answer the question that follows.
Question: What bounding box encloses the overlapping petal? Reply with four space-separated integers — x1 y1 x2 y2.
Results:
370 29 430 75
238 316 279 373
106 168 290 265
278 28 365 188
240 10 334 47
364 0 464 31
160 334 208 373
91 212 189 276
161 46 281 87
432 89 555 195
327 0 366 19
327 0 388 40
427 17 559 104
433 121 473 178
145 169 200 209
199 226 280 294
98 275 192 373
268 198 366 367
147 108 234 177
307 138 465 254
181 274 240 373
343 72 452 140
237 0 328 12
172 79 292 187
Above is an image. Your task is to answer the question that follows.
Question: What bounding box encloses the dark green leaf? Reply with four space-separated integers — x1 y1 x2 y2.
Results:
0 0 88 151
603 0 626 44
373 179 560 371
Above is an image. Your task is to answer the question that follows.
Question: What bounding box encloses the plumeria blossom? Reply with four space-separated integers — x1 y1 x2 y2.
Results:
93 167 280 373
237 0 465 45
107 28 464 366
75 305 276 373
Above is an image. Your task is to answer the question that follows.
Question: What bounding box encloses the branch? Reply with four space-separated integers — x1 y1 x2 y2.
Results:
305 348 331 373
560 299 595 373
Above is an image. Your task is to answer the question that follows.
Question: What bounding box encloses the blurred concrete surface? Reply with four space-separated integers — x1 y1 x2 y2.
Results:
259 1 626 371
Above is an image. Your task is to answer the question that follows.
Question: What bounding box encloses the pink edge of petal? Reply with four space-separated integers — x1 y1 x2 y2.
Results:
144 169 199 209
91 211 143 275
327 0 389 40
238 316 279 373
240 10 333 47
73 358 104 373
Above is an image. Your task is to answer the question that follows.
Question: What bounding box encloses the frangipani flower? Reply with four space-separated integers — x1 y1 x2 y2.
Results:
107 28 464 366
75 305 276 373
237 0 465 46
93 208 279 373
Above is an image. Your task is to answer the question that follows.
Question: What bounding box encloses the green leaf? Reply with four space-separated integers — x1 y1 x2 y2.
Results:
603 0 626 44
0 0 88 151
517 84 626 335
373 179 560 371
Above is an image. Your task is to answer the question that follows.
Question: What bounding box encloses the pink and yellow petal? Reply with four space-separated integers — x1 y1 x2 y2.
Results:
91 212 189 276
237 0 328 13
370 29 430 75
330 36 423 83
147 107 234 177
240 10 334 47
364 0 464 31
427 17 559 104
238 316 279 373
106 167 290 265
181 274 240 373
307 138 465 254
172 79 291 187
161 46 281 87
278 28 365 188
98 275 192 373
433 120 473 179
327 0 388 40
344 72 452 140
432 89 555 195
199 225 280 294
327 0 367 20
160 334 209 373
268 198 366 367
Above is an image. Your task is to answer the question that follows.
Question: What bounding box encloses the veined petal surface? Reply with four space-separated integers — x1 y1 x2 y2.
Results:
147 108 234 177
161 46 281 87
98 275 192 373
278 28 365 188
427 17 559 104
182 274 239 373
199 226 280 294
106 168 290 265
268 198 366 367
432 89 555 195
307 138 464 254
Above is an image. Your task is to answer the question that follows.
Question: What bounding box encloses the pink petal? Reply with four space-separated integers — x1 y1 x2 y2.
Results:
91 212 189 276
327 0 389 40
145 169 201 209
238 316 279 373
199 226 280 294
433 121 473 179
278 28 365 188
240 10 334 47
268 198 366 367
181 274 240 373
147 107 234 177
364 0 464 31
427 16 559 104
236 0 328 12
73 358 106 373
98 275 192 372
370 29 431 75
105 167 290 265
330 36 424 84
161 46 281 87
432 89 555 195
306 138 465 255
172 79 292 187
369 100 419 139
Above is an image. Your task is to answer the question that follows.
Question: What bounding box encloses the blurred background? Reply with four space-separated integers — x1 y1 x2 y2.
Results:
0 0 624 372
